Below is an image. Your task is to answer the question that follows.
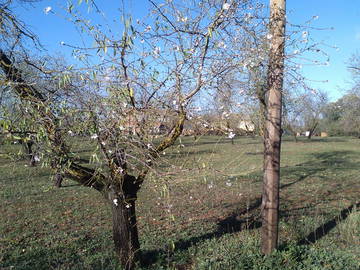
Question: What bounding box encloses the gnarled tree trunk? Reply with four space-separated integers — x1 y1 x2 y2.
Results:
106 175 141 270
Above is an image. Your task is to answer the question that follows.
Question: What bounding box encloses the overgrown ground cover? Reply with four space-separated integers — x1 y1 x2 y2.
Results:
1 136 359 269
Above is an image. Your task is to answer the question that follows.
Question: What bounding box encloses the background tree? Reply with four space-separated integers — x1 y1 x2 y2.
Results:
282 93 302 141
321 93 360 137
319 52 360 137
283 89 327 140
301 90 327 139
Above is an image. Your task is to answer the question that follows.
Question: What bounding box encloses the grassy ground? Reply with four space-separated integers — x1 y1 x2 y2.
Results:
0 136 359 269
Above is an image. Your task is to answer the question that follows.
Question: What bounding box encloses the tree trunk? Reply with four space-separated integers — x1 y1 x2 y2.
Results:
54 172 63 188
307 122 318 140
293 133 298 143
107 177 141 270
261 0 286 255
22 140 36 166
289 128 298 142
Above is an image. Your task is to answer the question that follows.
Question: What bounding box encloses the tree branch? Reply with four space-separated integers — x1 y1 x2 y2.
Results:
0 50 105 192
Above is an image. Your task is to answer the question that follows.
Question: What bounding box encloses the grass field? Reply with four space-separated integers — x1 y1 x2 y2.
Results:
1 136 359 269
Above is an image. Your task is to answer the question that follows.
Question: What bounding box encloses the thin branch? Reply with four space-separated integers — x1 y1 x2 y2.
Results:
148 0 206 37
0 50 105 192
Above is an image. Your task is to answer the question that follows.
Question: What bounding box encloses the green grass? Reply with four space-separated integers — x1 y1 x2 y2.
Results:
1 136 359 269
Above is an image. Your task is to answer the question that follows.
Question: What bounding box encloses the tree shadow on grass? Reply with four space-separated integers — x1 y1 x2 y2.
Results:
281 150 358 188
140 212 262 267
164 162 320 256
282 137 349 143
174 137 228 147
298 201 360 245
142 150 359 267
175 136 260 147
165 149 218 158
241 150 337 186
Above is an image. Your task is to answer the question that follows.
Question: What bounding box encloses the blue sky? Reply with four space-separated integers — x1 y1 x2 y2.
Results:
287 1 360 101
11 0 360 101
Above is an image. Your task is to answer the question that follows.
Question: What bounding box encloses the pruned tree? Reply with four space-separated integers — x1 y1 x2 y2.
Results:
0 0 261 268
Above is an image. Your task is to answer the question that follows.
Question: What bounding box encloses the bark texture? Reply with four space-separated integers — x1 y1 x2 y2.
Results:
261 0 286 255
107 174 141 270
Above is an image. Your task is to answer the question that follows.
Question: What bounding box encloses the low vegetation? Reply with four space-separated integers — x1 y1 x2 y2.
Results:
1 136 359 269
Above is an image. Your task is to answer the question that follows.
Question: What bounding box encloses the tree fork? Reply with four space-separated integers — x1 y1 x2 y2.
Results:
1 43 187 269
261 0 286 254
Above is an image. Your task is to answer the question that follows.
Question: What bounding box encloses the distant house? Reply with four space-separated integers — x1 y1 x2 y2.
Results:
238 120 255 132
320 132 328 137
119 107 176 136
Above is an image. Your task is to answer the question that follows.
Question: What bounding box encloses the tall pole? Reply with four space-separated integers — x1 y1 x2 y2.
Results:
261 0 286 255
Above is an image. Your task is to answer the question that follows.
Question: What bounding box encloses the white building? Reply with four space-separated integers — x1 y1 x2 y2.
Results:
238 120 255 132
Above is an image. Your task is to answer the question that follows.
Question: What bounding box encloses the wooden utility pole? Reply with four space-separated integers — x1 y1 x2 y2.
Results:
261 0 286 254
